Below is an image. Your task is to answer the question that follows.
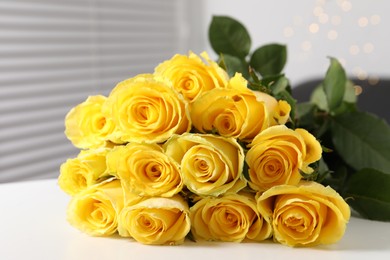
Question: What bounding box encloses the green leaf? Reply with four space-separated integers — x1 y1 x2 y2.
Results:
330 80 358 115
345 168 390 221
344 80 357 103
209 16 251 58
248 67 261 84
250 44 287 76
331 101 357 116
310 79 356 114
218 54 249 78
323 57 347 112
321 162 349 193
296 102 316 127
331 111 390 173
271 76 289 95
310 84 328 111
260 73 284 87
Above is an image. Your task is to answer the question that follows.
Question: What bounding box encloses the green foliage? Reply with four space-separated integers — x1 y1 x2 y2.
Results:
250 44 287 77
323 57 347 113
209 16 251 58
331 112 390 173
345 169 390 221
208 15 390 221
218 54 250 78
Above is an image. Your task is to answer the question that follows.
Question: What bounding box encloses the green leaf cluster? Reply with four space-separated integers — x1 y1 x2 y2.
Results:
208 15 390 221
209 16 295 122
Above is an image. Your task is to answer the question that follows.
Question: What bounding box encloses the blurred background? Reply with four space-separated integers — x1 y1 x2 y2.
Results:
1 0 389 182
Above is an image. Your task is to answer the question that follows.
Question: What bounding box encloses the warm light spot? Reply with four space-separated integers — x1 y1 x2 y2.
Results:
338 58 347 67
357 70 368 81
358 17 369 27
301 41 312 51
370 15 381 25
331 15 341 25
368 75 380 85
349 45 360 55
313 6 324 17
283 27 294 38
309 23 319 33
340 1 352 12
363 42 374 54
327 30 338 40
354 85 363 96
318 13 329 24
353 67 367 80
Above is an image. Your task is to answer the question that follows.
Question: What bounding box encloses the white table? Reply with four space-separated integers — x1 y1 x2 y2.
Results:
1 179 389 260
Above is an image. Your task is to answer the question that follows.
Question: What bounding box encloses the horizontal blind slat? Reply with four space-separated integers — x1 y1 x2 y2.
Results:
0 0 185 183
0 132 71 158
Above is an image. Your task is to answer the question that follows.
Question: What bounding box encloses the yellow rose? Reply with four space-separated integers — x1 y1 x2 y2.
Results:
58 148 110 196
104 74 191 143
256 181 351 247
246 125 322 192
118 195 191 245
164 133 246 196
254 91 291 126
67 179 124 236
106 142 183 197
154 51 228 102
65 95 117 149
190 73 269 141
190 193 272 242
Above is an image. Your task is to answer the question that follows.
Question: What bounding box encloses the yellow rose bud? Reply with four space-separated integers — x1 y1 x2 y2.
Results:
65 95 117 149
58 148 110 196
190 193 272 242
295 128 322 166
164 133 246 196
254 91 291 125
154 51 228 102
118 195 191 245
67 179 124 236
190 73 269 141
246 125 322 191
256 181 351 247
104 74 191 143
106 142 183 197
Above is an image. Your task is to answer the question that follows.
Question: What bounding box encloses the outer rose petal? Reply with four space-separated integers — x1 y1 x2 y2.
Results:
154 51 228 102
58 148 110 195
106 142 183 197
295 128 322 165
164 133 246 196
118 195 191 245
190 74 269 141
65 95 117 149
67 179 124 236
104 74 191 143
254 91 291 126
246 125 322 191
256 181 350 247
246 139 303 191
190 193 272 242
246 125 306 191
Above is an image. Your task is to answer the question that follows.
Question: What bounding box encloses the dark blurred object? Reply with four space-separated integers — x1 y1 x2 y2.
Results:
293 78 390 123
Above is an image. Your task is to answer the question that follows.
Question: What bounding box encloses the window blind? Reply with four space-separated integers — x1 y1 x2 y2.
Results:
0 0 194 182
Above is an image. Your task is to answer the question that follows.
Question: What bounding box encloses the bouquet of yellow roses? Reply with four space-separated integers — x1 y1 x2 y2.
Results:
58 16 390 247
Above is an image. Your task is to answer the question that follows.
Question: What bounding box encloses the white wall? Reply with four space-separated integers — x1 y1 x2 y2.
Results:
198 0 390 86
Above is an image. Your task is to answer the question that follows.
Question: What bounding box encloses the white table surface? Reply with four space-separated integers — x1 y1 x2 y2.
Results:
0 179 389 260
